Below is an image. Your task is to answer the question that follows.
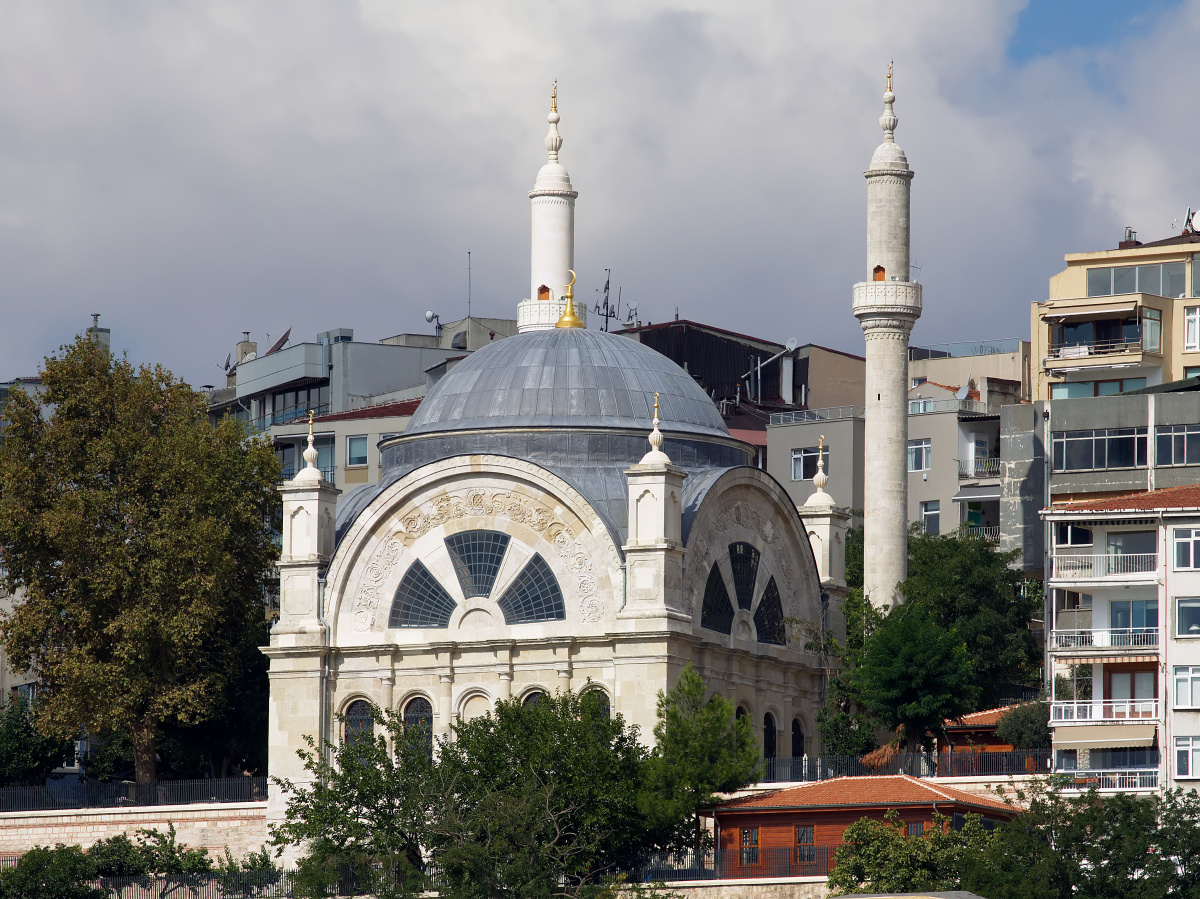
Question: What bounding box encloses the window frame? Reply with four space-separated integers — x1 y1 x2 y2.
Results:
907 437 932 472
346 434 369 468
791 446 828 481
1176 666 1200 709
740 827 760 865
920 500 940 536
795 824 815 863
1176 529 1200 570
1051 427 1148 472
1177 736 1200 778
907 821 925 838
1188 307 1200 353
1178 598 1200 638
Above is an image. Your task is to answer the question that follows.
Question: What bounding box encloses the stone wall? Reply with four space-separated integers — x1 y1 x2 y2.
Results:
0 802 268 860
655 877 829 899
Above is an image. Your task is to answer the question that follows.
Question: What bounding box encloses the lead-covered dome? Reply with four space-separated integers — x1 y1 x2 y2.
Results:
405 327 728 438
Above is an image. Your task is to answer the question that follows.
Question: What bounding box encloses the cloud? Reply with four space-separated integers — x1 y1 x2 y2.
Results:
0 0 1195 384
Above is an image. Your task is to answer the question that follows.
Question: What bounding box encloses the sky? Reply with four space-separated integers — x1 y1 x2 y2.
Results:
1 0 1198 386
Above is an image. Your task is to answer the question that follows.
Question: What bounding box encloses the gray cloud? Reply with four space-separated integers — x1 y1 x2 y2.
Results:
0 0 1195 384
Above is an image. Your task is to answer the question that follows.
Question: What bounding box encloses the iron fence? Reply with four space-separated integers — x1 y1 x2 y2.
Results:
0 777 266 813
620 846 836 882
89 871 297 898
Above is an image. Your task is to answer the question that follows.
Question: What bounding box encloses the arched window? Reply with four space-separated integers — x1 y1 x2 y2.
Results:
538 284 551 302
445 530 511 598
701 563 735 635
735 705 748 722
389 561 456 628
523 690 546 708
582 688 611 720
497 554 565 624
728 543 760 611
763 713 777 760
792 719 805 758
344 700 374 745
403 696 434 756
873 265 886 281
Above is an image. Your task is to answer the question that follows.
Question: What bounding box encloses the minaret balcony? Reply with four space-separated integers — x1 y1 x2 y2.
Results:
852 281 923 319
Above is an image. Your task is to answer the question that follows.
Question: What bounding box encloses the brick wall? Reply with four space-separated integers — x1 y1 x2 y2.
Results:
0 802 268 860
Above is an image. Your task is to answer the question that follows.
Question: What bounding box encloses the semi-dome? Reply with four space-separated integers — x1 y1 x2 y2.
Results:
405 327 728 438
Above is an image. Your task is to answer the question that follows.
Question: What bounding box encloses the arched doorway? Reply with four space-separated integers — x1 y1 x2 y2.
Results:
873 265 886 281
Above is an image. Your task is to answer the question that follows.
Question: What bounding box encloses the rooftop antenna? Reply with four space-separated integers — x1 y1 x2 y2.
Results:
426 310 442 337
91 313 100 328
467 249 472 320
593 268 619 332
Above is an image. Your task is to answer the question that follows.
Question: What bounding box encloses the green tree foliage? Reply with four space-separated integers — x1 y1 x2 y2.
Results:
0 695 74 786
640 664 760 854
0 336 280 783
849 604 979 753
816 588 882 756
901 527 1041 708
0 845 104 899
828 809 995 895
995 701 1051 750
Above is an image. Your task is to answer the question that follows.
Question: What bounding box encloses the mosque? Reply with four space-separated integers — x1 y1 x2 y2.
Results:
263 78 913 830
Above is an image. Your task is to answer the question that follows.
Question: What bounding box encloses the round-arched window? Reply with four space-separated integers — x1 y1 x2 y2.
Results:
792 719 805 758
403 696 434 756
763 713 777 760
582 688 611 720
735 705 748 721
523 690 546 708
344 700 374 745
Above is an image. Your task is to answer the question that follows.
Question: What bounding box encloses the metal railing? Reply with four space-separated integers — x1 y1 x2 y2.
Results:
621 847 836 882
1058 768 1159 792
967 526 1000 543
1051 699 1159 722
759 750 1052 783
958 458 1001 478
1050 553 1157 580
910 338 1024 360
769 405 864 425
1048 338 1145 360
909 398 988 415
0 776 267 813
1050 627 1158 650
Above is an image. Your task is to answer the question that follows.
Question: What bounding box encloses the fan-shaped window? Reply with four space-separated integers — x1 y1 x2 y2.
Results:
754 577 787 646
792 719 805 758
728 543 760 610
701 563 734 634
445 530 510 598
389 561 456 628
344 700 374 745
764 713 777 760
497 554 565 624
523 691 546 707
403 696 434 756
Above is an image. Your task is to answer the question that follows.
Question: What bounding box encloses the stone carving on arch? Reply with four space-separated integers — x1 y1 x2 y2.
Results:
324 455 620 643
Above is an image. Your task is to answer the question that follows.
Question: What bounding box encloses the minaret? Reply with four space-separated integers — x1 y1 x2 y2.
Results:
852 66 922 609
518 83 584 332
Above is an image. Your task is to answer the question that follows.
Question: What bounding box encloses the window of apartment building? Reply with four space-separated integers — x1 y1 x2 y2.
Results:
1188 307 1200 352
1157 425 1200 467
1187 367 1200 379
1177 737 1200 777
347 435 368 467
907 821 925 838
1177 529 1200 569
1054 524 1093 546
1051 428 1148 471
791 446 829 481
1177 667 1200 708
920 500 940 536
315 435 335 479
908 438 932 471
911 376 927 388
1054 589 1092 610
1055 749 1078 771
795 825 815 862
740 827 759 865
1179 598 1200 637
1087 262 1186 298
1049 378 1147 399
1110 599 1158 636
1143 308 1162 352
270 384 331 423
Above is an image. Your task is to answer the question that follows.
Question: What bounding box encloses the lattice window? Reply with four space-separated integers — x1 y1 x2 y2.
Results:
389 561 457 628
344 700 374 744
754 577 786 645
700 563 734 634
445 530 511 598
728 543 760 610
497 554 565 624
403 696 434 757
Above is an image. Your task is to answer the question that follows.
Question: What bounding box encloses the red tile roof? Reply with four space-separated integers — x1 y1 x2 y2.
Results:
946 705 1019 728
311 399 422 423
1050 483 1200 513
714 775 1013 815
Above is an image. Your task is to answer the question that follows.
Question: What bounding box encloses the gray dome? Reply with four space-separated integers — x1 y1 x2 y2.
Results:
405 328 728 438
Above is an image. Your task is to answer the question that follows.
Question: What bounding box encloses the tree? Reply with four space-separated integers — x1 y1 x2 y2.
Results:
640 663 760 855
0 845 104 899
816 587 881 756
0 695 74 786
850 604 979 754
995 701 1051 750
0 336 280 784
827 809 995 895
902 527 1041 709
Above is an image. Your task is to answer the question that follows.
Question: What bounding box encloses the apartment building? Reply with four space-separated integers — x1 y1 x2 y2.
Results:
1032 226 1200 402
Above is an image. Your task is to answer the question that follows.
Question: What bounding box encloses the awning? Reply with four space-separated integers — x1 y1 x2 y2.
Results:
1054 724 1156 750
1054 654 1158 664
1042 301 1138 322
953 485 1002 502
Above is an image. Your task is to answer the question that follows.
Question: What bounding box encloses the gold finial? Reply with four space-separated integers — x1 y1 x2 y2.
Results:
551 80 557 112
886 62 892 92
818 434 825 462
654 392 660 420
554 270 583 328
308 409 314 437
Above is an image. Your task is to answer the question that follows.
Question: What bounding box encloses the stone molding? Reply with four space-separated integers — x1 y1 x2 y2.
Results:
528 190 578 201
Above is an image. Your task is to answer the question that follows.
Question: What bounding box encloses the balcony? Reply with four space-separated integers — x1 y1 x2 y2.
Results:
1058 768 1159 792
1049 553 1157 582
1051 699 1158 722
1050 627 1158 652
958 458 1001 479
967 526 1000 543
1047 337 1144 361
909 398 988 415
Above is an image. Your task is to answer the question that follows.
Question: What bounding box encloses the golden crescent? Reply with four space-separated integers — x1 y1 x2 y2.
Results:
567 270 577 288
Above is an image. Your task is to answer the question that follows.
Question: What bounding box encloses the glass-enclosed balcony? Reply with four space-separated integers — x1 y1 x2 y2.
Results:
1041 298 1162 372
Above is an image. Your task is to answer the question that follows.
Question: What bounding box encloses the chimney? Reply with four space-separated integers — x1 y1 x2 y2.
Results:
237 332 258 364
1118 226 1142 250
87 313 111 351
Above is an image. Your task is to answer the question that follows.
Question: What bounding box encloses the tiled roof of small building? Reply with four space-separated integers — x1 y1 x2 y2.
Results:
714 775 1013 814
946 705 1019 728
1049 484 1200 513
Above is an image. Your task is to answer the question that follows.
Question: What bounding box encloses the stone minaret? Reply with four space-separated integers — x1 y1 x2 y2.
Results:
518 83 584 332
852 68 922 609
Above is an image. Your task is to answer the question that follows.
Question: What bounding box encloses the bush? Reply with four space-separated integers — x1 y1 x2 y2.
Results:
995 702 1050 750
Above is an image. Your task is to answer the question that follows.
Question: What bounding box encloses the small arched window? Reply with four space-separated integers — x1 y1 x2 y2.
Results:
763 713 777 760
735 705 748 722
582 688 611 720
344 700 374 745
403 696 434 756
523 691 546 708
792 719 805 758
873 265 886 281
538 284 551 302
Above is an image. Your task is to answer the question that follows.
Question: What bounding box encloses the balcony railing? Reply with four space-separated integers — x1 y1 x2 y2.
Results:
1058 768 1159 792
1050 628 1158 650
910 338 1025 360
1050 553 1157 580
760 750 1052 782
1048 337 1146 360
959 458 1001 478
769 405 864 425
967 526 1000 543
909 398 988 415
1051 699 1159 722
0 776 267 813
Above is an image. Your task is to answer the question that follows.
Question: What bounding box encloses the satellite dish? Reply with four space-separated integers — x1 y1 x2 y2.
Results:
955 385 970 400
223 352 231 371
242 351 257 363
425 310 436 323
1191 209 1200 233
628 298 639 312
786 338 798 353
